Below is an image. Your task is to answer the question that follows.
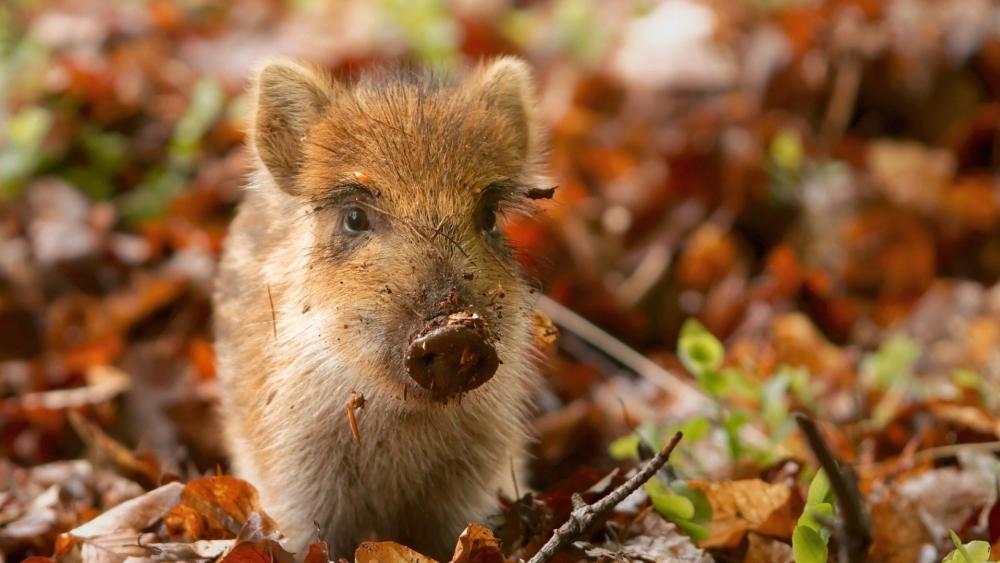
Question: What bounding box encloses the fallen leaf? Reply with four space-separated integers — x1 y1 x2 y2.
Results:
304 540 332 563
219 538 296 563
355 541 438 563
164 476 278 541
55 482 183 560
577 511 712 563
449 524 503 563
689 479 798 548
867 487 934 563
745 532 793 563
531 309 559 350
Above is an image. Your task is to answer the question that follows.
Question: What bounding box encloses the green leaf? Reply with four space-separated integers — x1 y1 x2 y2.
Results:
798 502 834 543
771 129 804 173
952 368 982 390
722 410 749 460
646 478 713 543
679 417 711 443
670 481 712 525
678 319 724 378
170 78 224 163
646 478 694 520
861 334 920 389
792 525 828 563
805 469 832 506
381 0 458 66
943 531 991 563
1 106 52 198
608 434 640 461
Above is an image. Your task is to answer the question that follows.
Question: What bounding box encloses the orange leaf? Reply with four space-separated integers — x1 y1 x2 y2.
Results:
355 541 438 563
689 479 798 548
165 476 278 541
449 524 504 563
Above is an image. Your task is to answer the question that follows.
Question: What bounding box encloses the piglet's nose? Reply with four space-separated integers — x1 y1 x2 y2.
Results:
404 312 499 396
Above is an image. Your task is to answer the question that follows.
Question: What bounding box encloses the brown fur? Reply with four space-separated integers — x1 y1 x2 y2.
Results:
214 57 546 559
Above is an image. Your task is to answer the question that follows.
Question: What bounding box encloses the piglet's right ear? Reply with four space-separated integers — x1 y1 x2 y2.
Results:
251 59 333 194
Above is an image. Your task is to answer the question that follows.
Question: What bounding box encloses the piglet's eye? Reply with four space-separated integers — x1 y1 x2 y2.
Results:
343 206 371 233
480 205 499 233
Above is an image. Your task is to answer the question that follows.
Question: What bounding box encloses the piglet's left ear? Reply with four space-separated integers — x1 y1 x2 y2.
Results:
470 57 541 161
251 59 334 195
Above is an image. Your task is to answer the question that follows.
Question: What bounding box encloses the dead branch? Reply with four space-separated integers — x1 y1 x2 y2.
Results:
527 432 683 563
794 413 872 563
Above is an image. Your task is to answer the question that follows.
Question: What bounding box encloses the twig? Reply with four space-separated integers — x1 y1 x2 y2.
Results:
794 413 872 563
861 440 1000 471
266 285 277 339
527 432 683 563
345 391 366 446
535 295 711 415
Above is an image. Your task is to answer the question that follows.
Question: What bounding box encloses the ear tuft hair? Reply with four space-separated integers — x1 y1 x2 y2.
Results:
251 59 334 194
471 57 540 161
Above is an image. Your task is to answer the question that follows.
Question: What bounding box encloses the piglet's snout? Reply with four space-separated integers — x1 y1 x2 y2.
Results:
404 312 499 396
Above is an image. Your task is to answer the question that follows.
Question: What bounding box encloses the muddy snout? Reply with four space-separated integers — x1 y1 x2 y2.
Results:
404 312 499 396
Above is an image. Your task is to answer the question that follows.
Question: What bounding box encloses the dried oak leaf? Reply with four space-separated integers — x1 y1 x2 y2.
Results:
55 482 183 560
744 532 793 563
218 513 294 563
688 479 798 548
576 511 711 563
867 488 933 563
219 539 296 563
304 540 332 563
355 541 438 563
449 524 504 563
164 476 278 541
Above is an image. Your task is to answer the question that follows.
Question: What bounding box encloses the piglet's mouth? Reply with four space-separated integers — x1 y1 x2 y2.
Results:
404 311 499 397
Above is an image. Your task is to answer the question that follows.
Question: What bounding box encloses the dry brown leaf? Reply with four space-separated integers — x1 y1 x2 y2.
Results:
219 538 296 563
145 539 234 560
577 511 712 563
164 476 278 541
928 403 1000 438
531 309 559 350
898 466 996 532
449 524 503 563
355 540 438 563
867 140 955 213
55 482 183 560
867 488 934 563
304 540 332 563
689 479 797 548
744 532 793 563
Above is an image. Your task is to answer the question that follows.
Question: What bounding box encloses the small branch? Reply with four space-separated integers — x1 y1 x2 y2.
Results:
266 284 277 339
527 432 683 563
345 391 366 446
794 413 872 563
